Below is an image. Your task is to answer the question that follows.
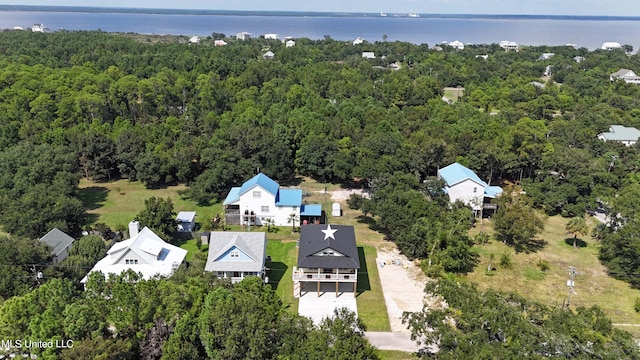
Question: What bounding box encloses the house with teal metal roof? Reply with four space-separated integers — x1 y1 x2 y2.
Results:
223 173 323 226
438 163 502 213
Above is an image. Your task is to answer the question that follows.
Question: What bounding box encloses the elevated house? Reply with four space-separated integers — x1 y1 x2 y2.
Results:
438 163 502 214
499 40 518 51
39 228 74 264
80 221 187 285
610 69 640 85
601 41 622 50
362 51 375 59
293 224 360 298
223 173 323 226
236 31 251 40
598 125 640 146
448 40 464 50
205 232 267 283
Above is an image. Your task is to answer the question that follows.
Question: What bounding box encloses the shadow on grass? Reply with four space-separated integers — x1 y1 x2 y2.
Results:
564 237 587 248
85 213 100 225
267 261 288 290
78 186 109 210
356 215 385 233
514 238 548 253
356 247 371 297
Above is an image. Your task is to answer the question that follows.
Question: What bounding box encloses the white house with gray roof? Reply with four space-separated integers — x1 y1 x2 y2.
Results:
610 69 640 85
598 125 640 146
205 232 267 283
39 228 74 264
80 221 187 285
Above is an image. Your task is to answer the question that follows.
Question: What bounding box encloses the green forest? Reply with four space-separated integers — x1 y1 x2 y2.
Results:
2 29 640 358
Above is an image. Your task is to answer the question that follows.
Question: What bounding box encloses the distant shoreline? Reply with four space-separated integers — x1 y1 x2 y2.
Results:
1 5 640 21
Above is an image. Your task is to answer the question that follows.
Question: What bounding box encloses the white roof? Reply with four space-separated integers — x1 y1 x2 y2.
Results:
602 41 621 49
81 227 187 283
176 211 196 223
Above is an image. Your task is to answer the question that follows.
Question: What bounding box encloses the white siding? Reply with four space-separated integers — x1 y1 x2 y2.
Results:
447 179 485 211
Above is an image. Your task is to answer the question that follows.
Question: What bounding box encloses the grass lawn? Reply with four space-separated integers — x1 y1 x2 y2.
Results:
467 216 640 336
175 237 208 262
356 245 391 331
78 178 223 229
443 86 465 102
266 238 299 313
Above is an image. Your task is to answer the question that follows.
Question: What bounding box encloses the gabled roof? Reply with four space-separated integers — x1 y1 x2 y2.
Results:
275 189 302 206
297 224 360 269
611 69 637 78
39 228 74 257
205 232 266 272
224 173 280 204
438 163 488 188
81 227 187 283
240 173 279 196
599 125 640 141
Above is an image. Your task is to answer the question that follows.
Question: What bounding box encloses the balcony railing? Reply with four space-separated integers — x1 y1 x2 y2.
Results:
292 267 357 282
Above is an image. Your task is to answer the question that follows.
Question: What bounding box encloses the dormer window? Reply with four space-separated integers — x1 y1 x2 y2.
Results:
125 259 139 265
231 250 239 258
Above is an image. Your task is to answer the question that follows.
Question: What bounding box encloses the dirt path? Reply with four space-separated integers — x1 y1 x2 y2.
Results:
376 247 428 332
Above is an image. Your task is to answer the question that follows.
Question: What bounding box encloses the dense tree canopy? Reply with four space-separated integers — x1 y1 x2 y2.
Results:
403 278 640 359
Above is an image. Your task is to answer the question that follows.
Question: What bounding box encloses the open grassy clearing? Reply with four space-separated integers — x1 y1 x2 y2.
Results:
78 178 222 229
443 86 465 102
467 216 640 336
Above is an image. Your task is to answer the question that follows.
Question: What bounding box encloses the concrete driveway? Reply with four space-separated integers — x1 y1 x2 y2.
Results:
297 282 357 324
365 332 421 352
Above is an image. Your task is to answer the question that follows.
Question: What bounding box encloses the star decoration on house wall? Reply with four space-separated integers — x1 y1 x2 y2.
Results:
321 224 337 240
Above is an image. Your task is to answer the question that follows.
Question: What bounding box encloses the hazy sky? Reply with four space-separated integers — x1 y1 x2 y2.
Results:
1 0 638 16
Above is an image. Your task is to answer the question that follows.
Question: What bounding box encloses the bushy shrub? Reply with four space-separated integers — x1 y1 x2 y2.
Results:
537 259 550 272
500 252 512 268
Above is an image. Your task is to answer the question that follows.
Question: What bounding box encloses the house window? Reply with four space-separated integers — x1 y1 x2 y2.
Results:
231 250 239 258
125 259 139 265
292 206 297 211
253 191 261 198
261 206 270 213
473 187 477 193
217 271 224 277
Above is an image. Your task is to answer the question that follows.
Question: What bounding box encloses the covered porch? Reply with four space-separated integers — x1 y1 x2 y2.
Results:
215 270 263 283
293 266 357 298
300 204 325 225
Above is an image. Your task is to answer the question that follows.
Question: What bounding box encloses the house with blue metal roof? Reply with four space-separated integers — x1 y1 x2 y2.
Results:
223 173 323 226
438 163 502 213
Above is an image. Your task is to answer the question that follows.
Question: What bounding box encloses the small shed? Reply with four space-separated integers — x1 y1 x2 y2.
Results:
39 228 74 264
332 202 341 217
176 211 197 232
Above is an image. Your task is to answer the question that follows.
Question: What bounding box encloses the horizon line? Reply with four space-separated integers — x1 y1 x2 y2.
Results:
1 5 639 20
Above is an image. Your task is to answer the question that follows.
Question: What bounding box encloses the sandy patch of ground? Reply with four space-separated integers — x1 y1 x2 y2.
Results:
314 188 369 201
376 247 428 332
